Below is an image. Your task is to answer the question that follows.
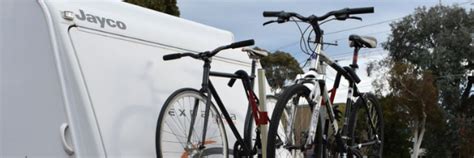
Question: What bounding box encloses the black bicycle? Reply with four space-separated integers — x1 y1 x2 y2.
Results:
155 40 277 157
262 7 384 157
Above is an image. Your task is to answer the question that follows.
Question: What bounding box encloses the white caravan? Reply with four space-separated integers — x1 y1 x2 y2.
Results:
1 0 266 157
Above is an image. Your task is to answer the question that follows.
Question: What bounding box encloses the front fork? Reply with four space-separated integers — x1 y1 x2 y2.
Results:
185 88 212 153
304 80 322 148
303 80 356 157
283 76 323 150
186 61 213 150
302 81 339 145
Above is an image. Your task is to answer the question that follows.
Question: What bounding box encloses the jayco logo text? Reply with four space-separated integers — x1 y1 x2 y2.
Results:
75 9 127 30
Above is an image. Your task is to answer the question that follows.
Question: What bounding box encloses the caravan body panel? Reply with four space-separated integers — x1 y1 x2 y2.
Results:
2 0 264 157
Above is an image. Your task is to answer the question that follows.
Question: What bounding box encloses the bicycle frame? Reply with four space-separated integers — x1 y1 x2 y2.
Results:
295 40 380 155
187 58 268 157
290 39 377 155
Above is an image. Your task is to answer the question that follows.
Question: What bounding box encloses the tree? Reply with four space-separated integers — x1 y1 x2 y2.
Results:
379 95 412 158
259 48 304 92
371 61 442 157
371 5 473 157
124 0 180 16
390 63 441 158
452 76 474 156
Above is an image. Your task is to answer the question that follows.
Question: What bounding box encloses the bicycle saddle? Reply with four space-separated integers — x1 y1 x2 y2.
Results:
242 48 269 59
349 34 377 48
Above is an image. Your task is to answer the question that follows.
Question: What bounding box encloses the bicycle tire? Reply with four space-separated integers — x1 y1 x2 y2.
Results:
313 113 324 158
244 95 279 157
348 93 384 157
267 84 321 157
156 88 228 158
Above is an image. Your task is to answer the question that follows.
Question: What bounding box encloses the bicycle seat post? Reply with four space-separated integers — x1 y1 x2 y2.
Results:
250 59 257 85
241 48 269 85
348 34 378 70
350 47 361 70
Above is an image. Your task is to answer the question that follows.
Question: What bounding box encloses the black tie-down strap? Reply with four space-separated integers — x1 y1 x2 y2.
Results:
227 70 269 125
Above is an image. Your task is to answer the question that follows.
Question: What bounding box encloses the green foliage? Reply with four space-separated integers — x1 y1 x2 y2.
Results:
125 0 180 16
385 62 442 157
390 63 441 122
383 5 473 112
374 5 474 156
423 118 451 157
379 95 412 158
259 49 304 92
384 6 473 72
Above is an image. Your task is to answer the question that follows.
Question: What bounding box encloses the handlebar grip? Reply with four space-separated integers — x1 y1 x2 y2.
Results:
347 7 374 14
228 39 255 49
263 11 282 17
163 53 182 61
227 78 236 87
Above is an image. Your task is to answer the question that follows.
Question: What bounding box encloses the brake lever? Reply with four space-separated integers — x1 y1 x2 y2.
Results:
263 20 276 26
263 18 288 26
335 14 349 20
348 16 362 21
277 17 288 23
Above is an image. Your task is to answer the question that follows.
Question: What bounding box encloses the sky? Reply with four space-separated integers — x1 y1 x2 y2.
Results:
177 0 473 102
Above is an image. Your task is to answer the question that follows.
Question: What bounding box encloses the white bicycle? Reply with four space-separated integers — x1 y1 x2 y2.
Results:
263 7 384 158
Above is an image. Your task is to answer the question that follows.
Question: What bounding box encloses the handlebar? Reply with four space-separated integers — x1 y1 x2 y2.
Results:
262 7 373 43
163 39 255 61
263 7 374 23
323 7 374 20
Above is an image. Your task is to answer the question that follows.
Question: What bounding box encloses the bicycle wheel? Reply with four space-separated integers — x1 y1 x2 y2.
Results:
267 84 320 158
156 88 228 158
348 93 384 157
244 95 279 157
